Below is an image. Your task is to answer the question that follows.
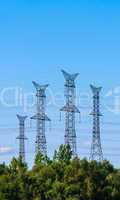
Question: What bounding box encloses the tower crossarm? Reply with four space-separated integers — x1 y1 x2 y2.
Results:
61 69 79 81
31 114 51 121
60 105 80 113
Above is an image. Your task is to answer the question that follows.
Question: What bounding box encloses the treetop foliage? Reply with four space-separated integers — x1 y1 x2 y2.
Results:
0 144 120 200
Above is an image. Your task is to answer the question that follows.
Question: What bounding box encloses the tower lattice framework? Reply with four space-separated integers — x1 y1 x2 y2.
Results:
16 115 27 163
90 84 103 162
60 70 80 156
31 81 51 156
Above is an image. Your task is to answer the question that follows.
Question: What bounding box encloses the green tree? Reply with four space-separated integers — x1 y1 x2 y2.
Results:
53 144 72 164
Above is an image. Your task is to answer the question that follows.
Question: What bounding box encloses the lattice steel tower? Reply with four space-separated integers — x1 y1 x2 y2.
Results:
90 84 103 162
60 70 80 156
31 81 51 156
16 115 27 163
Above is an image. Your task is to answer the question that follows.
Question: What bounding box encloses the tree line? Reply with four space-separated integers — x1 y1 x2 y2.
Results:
0 145 120 200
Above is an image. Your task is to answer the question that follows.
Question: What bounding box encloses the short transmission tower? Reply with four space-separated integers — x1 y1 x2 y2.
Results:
90 84 103 162
31 81 51 156
60 70 80 157
16 115 27 163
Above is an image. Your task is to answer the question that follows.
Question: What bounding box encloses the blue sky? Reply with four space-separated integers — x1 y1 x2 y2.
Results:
0 0 120 167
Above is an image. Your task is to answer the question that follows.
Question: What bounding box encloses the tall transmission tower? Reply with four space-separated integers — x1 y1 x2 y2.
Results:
16 115 27 163
90 84 103 162
31 81 51 156
60 70 80 157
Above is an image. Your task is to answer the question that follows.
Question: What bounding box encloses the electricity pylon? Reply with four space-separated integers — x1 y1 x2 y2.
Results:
60 70 80 157
90 84 103 162
16 115 27 163
31 81 51 156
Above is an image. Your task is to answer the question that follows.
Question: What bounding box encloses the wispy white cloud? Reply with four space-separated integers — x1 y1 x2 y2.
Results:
0 146 14 154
